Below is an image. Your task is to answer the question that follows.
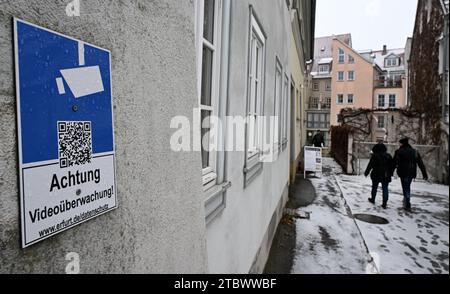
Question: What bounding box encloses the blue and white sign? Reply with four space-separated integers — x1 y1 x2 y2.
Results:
14 19 117 248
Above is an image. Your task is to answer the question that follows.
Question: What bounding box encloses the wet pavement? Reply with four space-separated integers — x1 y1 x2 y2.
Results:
264 173 316 274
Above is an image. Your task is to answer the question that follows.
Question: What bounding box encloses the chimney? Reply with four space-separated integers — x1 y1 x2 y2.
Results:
382 45 387 55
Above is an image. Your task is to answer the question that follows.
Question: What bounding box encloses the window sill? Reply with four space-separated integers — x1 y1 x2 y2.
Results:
244 161 263 188
204 181 232 225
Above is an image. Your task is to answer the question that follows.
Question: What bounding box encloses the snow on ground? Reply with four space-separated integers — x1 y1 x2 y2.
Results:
338 172 449 274
293 157 449 274
291 158 372 274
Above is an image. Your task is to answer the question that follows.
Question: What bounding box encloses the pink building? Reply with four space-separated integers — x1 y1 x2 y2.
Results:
330 38 376 126
330 37 408 141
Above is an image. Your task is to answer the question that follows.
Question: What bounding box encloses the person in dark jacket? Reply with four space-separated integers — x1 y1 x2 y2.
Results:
312 131 325 148
393 138 428 211
365 143 393 209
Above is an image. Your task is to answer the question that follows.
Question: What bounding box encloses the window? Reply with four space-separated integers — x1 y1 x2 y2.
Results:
307 113 313 128
246 12 266 167
309 97 319 109
377 116 385 129
274 59 282 153
348 54 355 63
389 94 396 108
337 71 344 81
348 71 355 81
338 48 345 63
347 94 354 104
337 94 344 104
313 81 319 91
325 81 331 91
322 97 331 109
386 57 399 67
197 0 222 191
378 94 385 108
281 74 289 149
319 64 329 73
307 113 330 130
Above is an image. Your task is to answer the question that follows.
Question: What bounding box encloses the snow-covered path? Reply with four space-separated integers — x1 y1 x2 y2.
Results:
292 157 449 274
292 159 372 274
338 172 449 274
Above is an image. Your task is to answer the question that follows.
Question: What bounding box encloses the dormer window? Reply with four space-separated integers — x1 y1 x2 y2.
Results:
319 64 330 73
385 56 399 67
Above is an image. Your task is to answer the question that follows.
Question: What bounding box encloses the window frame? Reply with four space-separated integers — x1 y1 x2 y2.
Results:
274 58 283 155
196 0 223 191
337 71 344 81
348 71 355 81
306 112 330 130
312 81 319 91
385 57 399 67
281 73 290 150
389 94 396 108
347 94 354 104
348 54 355 64
309 96 319 109
319 64 330 73
377 115 386 129
338 48 345 63
244 7 267 186
337 94 344 104
323 97 331 109
378 94 386 108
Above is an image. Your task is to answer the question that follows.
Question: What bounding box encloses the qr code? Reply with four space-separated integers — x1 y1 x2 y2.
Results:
58 122 92 168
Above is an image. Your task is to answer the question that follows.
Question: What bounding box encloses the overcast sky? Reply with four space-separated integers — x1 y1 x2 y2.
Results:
315 0 418 51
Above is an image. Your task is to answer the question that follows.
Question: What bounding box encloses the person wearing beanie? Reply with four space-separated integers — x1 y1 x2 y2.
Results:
365 142 393 209
392 138 429 211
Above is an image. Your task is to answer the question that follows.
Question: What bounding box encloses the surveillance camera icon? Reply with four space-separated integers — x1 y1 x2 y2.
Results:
55 41 104 99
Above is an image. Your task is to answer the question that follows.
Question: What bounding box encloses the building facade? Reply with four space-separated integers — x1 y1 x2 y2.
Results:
307 34 352 147
0 0 316 273
330 38 376 126
204 0 315 273
330 36 408 143
289 0 316 182
408 0 449 182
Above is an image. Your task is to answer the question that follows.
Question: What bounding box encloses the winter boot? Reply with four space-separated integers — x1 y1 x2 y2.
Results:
403 200 411 212
404 202 412 212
